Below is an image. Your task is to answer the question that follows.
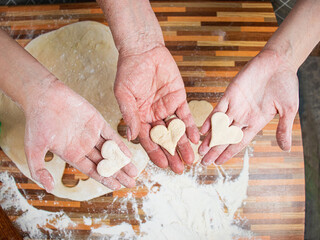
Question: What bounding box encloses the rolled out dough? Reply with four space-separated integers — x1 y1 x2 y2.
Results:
150 119 186 155
0 21 149 201
97 141 131 178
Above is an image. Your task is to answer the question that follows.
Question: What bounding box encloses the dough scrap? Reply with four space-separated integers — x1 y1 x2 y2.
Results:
150 119 186 155
0 21 149 201
209 112 243 147
97 141 131 177
188 100 213 127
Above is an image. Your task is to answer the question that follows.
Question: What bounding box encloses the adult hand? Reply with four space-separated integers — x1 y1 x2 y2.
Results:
114 46 200 173
199 50 299 165
24 77 137 192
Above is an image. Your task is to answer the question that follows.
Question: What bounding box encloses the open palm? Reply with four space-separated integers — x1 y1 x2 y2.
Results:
24 80 137 192
114 46 199 173
199 50 299 165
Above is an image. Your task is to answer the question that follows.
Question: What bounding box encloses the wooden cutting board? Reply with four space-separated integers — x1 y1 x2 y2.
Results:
0 1 305 239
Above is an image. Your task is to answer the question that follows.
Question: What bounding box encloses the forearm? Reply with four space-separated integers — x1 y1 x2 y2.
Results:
264 0 320 70
0 29 54 111
97 0 164 56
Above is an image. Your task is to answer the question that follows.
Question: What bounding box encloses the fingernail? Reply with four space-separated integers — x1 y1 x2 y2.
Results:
126 127 132 141
284 148 291 153
215 160 222 165
201 161 210 166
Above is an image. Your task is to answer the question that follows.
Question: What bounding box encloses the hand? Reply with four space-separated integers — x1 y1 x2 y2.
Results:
24 77 137 192
114 46 200 173
199 50 299 165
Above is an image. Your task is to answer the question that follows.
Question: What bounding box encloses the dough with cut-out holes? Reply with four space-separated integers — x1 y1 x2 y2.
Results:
0 21 149 201
97 141 131 177
210 112 243 147
150 119 186 155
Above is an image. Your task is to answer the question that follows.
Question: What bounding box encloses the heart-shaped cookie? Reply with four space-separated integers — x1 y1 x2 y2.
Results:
150 119 186 155
209 112 243 147
97 140 131 177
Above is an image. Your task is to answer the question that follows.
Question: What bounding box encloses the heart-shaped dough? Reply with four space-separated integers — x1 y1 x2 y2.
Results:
150 119 186 155
97 140 131 177
210 112 243 147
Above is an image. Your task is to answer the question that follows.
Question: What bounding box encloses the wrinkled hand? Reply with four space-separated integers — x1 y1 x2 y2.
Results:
114 46 200 173
199 50 299 165
24 77 137 192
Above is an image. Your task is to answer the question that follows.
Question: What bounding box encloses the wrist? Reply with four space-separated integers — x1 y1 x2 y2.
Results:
261 44 298 73
21 74 59 115
117 31 165 57
98 0 165 57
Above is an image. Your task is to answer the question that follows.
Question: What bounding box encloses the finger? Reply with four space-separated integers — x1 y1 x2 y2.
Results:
121 162 139 178
24 142 54 193
199 120 242 166
162 147 184 174
176 101 200 144
151 88 186 120
86 147 103 164
200 97 229 135
154 119 184 173
198 131 212 156
114 84 141 141
165 117 194 166
74 156 121 190
177 134 194 165
276 112 295 152
95 137 105 150
215 126 257 165
113 170 136 188
139 123 168 169
201 144 229 166
101 124 132 159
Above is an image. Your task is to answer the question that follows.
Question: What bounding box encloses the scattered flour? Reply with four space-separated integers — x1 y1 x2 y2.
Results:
91 222 136 240
83 216 93 226
0 149 252 239
91 148 252 240
0 172 75 239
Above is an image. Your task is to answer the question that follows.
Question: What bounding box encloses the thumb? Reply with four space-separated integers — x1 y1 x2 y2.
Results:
276 112 295 152
25 141 54 193
114 87 141 141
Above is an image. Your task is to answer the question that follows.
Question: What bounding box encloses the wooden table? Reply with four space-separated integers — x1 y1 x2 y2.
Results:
0 1 305 239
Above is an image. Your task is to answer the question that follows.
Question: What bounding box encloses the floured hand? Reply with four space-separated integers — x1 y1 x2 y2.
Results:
23 76 138 192
114 46 200 174
199 50 299 165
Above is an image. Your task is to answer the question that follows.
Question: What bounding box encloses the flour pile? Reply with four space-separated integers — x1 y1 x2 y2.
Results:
91 149 252 240
0 149 252 239
0 172 75 239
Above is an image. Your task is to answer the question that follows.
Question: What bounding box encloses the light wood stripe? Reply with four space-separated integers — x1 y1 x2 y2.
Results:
176 61 234 67
168 16 266 22
215 50 259 57
198 40 267 47
217 12 275 18
152 7 186 12
241 26 278 32
164 35 223 41
27 200 80 208
251 224 304 231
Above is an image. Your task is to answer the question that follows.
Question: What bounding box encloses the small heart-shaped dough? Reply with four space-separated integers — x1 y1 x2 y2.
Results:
97 140 131 177
209 112 243 147
150 119 186 155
